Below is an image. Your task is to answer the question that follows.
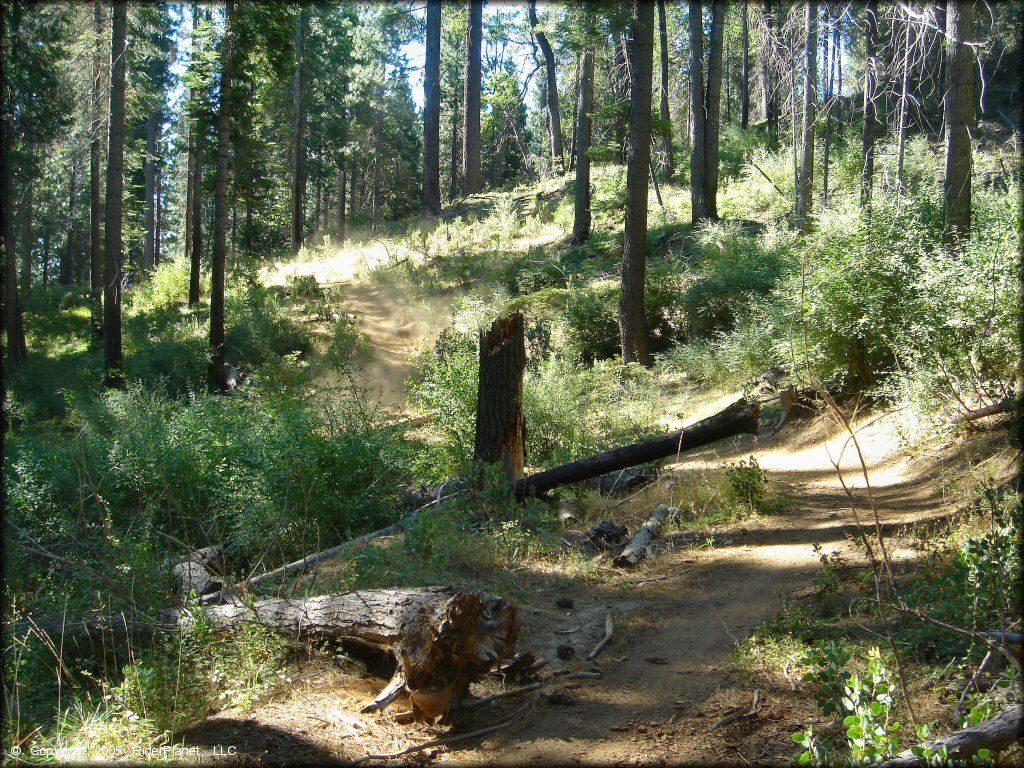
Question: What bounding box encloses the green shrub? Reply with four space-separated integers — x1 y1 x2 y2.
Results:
725 456 769 514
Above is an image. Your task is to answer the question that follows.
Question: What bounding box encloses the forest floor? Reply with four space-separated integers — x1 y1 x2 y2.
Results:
177 258 1015 765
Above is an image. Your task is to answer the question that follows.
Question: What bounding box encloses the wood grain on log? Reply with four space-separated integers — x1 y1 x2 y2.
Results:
878 704 1023 767
513 398 759 499
613 506 670 568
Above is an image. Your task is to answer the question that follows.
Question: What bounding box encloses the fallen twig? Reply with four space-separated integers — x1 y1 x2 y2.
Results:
347 705 526 766
586 613 614 661
709 689 762 731
459 682 542 710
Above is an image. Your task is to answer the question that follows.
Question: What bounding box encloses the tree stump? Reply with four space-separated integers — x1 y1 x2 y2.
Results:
474 312 527 481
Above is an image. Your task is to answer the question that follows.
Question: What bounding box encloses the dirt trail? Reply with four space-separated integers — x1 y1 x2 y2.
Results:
182 397 1011 765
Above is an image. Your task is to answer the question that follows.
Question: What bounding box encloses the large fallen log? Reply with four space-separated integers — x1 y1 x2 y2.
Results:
877 704 1023 767
512 398 759 500
7 587 518 720
613 506 670 568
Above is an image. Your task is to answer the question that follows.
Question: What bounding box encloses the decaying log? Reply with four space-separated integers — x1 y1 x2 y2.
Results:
613 506 670 568
475 312 527 482
172 560 222 598
877 704 1023 767
8 587 518 721
587 465 655 495
513 398 759 499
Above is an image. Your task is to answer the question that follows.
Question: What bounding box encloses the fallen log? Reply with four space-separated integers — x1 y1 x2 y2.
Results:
877 704 1023 767
512 398 759 500
8 587 518 720
953 398 1016 424
613 506 670 568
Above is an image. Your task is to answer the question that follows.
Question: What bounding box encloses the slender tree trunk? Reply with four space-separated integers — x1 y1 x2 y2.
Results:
337 165 346 245
822 7 832 212
349 160 357 219
103 0 128 388
614 32 629 161
291 7 306 255
448 103 460 202
155 164 161 267
861 0 878 208
572 46 594 245
568 53 579 173
529 0 564 172
619 0 654 367
90 0 104 348
689 0 707 222
795 1 816 235
657 0 674 182
462 0 483 195
761 2 778 142
42 231 49 288
740 0 749 128
372 108 382 224
834 19 841 125
943 0 973 242
20 180 32 298
189 135 203 305
184 124 194 259
143 109 157 276
422 0 442 218
895 12 912 200
60 167 76 286
208 0 233 393
704 1 724 220
2 41 27 366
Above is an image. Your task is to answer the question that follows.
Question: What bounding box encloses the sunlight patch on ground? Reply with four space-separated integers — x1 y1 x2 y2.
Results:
262 240 421 287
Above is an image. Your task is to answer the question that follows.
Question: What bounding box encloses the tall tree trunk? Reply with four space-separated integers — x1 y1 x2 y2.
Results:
2 39 27 366
155 163 161 267
103 0 128 388
834 20 841 125
208 0 233 394
619 0 654 367
189 136 203 305
657 0 674 182
613 33 629 161
704 1 725 220
337 164 346 245
184 124 194 260
568 52 580 174
90 0 104 348
61 166 76 286
20 180 32 298
529 0 564 172
572 46 594 245
143 109 157 276
689 0 707 222
291 7 306 255
372 108 382 225
761 2 778 142
462 0 483 195
349 159 357 218
422 0 442 218
943 0 973 243
860 0 878 208
895 11 912 200
448 102 460 202
740 0 749 128
795 1 816 235
822 7 832 212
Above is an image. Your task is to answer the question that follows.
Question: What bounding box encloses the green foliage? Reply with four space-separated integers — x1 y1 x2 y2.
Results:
725 456 768 514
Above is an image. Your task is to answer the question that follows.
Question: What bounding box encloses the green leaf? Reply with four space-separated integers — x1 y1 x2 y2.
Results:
792 732 807 744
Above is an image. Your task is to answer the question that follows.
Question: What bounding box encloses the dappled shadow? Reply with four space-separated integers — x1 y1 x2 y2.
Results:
180 717 350 765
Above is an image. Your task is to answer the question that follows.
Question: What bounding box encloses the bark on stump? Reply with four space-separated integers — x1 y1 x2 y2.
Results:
614 506 670 568
474 312 526 481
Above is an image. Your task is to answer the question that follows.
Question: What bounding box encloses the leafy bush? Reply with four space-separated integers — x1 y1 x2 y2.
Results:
725 456 769 514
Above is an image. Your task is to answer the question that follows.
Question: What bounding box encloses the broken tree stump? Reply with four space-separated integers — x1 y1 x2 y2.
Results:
512 398 759 499
475 312 527 481
613 506 670 568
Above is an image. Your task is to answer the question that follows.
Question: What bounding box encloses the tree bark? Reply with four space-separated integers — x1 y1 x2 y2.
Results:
943 0 974 243
740 0 749 128
895 12 912 198
513 398 759 500
3 2 27 365
422 0 442 218
60 166 76 286
657 0 674 182
568 52 579 174
337 165 346 244
102 0 127 388
143 109 157 276
20 179 32 298
690 0 707 221
795 1 816 235
878 705 1023 768
474 313 527 482
529 0 564 173
704 1 724 219
291 7 307 255
462 0 483 195
208 0 233 394
760 2 778 142
89 1 105 348
154 163 161 267
620 0 655 367
861 0 878 208
572 46 594 245
188 132 203 305
613 506 669 567
822 7 833 211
